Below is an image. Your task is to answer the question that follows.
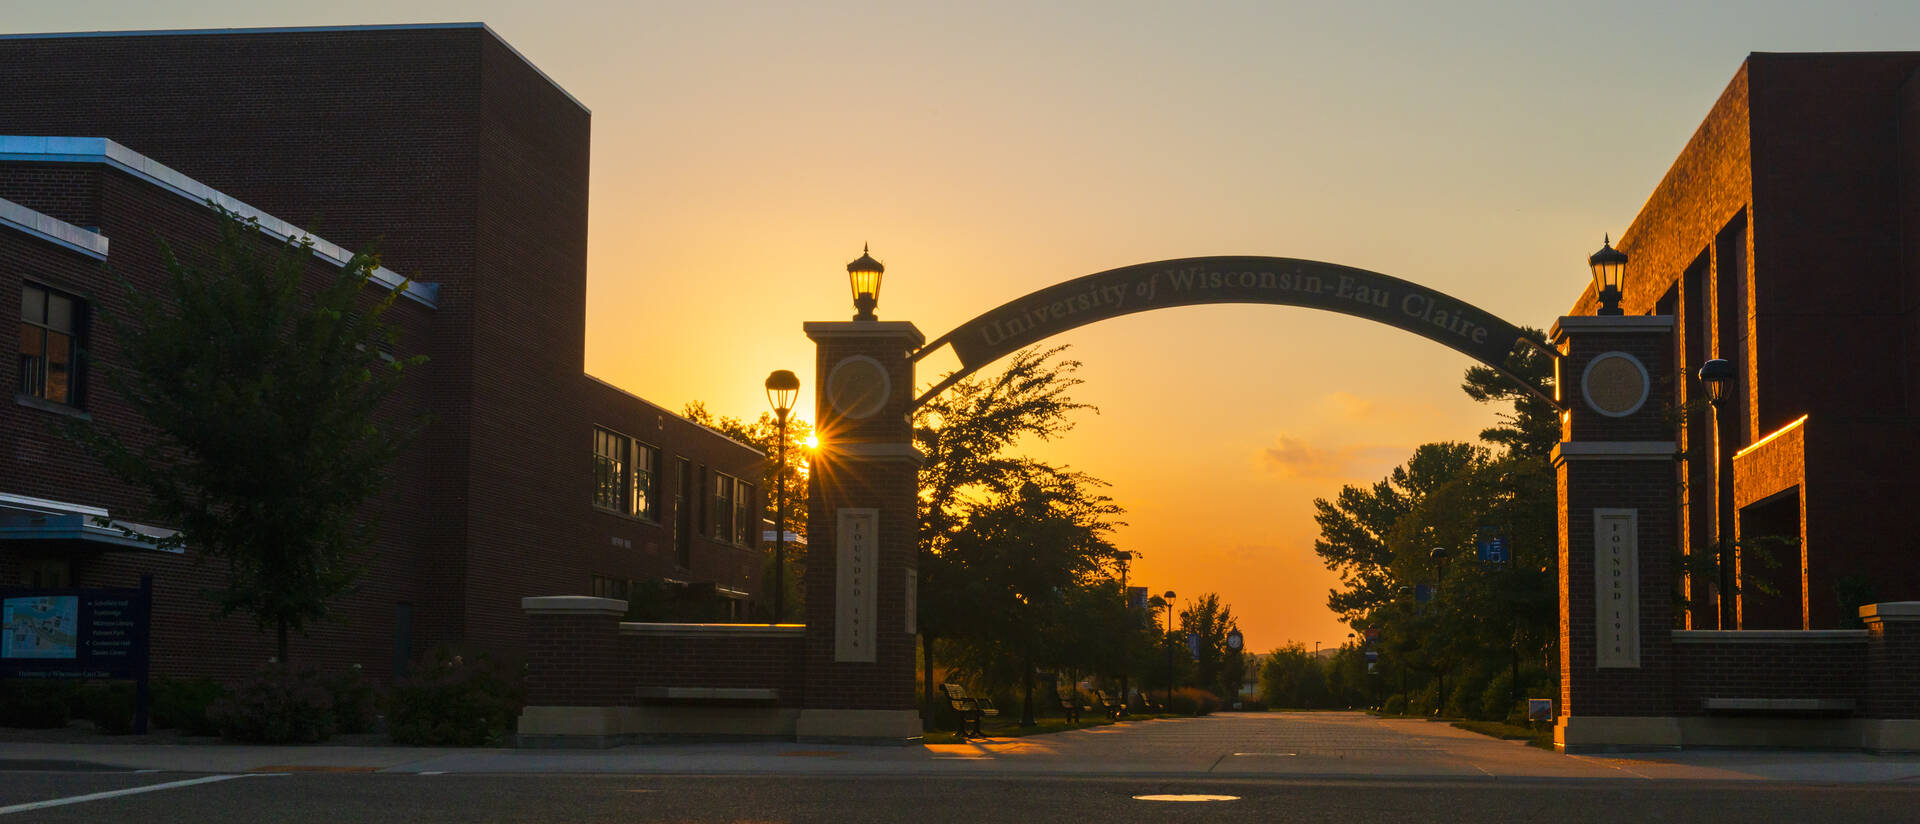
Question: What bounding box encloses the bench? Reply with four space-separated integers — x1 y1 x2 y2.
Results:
942 683 1000 737
1055 690 1085 723
1093 689 1124 720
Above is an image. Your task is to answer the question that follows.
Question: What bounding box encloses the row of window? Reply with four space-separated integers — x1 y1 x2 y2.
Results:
592 426 756 549
18 283 84 407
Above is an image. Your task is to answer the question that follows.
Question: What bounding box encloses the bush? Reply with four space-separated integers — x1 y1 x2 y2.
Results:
76 682 135 734
388 651 522 746
1167 687 1219 716
324 665 379 735
1239 698 1268 712
151 677 225 735
1382 694 1407 715
208 663 336 743
1478 671 1516 722
0 679 76 728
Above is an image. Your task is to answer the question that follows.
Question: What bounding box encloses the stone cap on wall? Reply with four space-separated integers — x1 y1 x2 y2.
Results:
621 622 805 638
523 596 629 616
1860 602 1920 622
1673 629 1867 643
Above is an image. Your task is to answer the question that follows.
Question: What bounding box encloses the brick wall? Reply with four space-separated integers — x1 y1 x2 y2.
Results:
1671 633 1867 713
523 605 804 708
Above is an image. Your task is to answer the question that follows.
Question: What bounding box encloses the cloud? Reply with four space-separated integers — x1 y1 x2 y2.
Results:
1261 435 1405 479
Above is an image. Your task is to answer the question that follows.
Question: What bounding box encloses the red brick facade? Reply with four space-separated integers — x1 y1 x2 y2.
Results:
1569 53 1920 629
0 25 764 682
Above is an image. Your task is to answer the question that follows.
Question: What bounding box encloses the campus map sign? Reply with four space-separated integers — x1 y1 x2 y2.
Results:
914 256 1540 405
0 580 150 680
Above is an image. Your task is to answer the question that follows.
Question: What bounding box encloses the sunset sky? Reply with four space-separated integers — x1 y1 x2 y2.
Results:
10 1 1920 653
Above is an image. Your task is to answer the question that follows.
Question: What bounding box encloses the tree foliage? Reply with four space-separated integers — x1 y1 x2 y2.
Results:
1308 334 1559 719
68 209 426 661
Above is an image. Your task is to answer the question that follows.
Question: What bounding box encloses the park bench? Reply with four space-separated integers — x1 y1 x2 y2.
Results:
1138 692 1163 714
1054 689 1084 723
942 683 999 737
1093 689 1125 720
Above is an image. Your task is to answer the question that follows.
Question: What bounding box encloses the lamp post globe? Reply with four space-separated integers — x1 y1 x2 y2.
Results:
847 245 884 321
764 369 800 622
1589 235 1629 316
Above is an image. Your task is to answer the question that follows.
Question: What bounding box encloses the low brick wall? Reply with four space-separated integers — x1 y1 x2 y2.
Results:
623 623 805 705
1671 630 1867 714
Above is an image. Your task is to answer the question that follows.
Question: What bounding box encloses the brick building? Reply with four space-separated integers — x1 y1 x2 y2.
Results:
0 24 767 682
1571 52 1920 630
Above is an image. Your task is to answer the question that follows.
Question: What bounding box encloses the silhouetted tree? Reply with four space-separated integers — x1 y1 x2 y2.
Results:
68 209 426 662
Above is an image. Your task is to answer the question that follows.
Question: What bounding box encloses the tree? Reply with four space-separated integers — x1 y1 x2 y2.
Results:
1177 593 1243 700
912 345 1112 720
68 209 426 662
682 402 815 619
1308 334 1564 720
1259 642 1329 709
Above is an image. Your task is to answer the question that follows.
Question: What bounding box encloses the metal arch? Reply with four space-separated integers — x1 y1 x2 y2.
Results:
907 255 1559 410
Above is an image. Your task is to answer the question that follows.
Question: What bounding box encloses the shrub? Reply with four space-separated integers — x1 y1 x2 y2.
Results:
1478 671 1516 722
1239 698 1268 712
1382 694 1408 715
388 651 522 746
208 663 336 743
1167 687 1219 716
324 665 379 735
76 682 135 734
0 679 76 728
151 677 225 735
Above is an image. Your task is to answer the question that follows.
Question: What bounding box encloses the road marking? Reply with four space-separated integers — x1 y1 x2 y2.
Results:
0 773 259 815
1134 794 1239 802
417 771 447 775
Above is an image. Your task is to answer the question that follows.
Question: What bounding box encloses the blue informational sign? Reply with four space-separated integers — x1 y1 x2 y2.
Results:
1476 526 1509 563
1364 650 1379 663
1186 633 1200 661
0 576 152 734
0 581 149 679
1127 586 1149 611
1414 584 1434 603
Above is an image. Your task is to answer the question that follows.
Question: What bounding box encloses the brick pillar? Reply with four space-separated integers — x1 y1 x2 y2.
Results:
516 596 633 747
797 320 924 741
1550 316 1682 751
1861 602 1920 752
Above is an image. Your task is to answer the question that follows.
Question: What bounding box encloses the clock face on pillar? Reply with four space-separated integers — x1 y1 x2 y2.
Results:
827 356 891 420
1581 351 1651 418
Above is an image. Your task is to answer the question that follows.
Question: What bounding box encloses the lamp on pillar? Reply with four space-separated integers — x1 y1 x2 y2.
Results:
1115 550 1132 713
847 245 884 321
764 369 801 622
1697 357 1737 629
1589 235 1628 316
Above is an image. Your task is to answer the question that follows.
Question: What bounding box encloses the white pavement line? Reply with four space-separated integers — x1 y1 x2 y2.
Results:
417 771 447 775
0 773 261 815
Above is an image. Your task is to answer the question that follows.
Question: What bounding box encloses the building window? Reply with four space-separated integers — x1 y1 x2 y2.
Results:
734 481 754 548
592 427 659 520
632 441 657 521
713 472 737 544
18 283 83 406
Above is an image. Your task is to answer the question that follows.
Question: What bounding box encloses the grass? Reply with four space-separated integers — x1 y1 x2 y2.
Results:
1451 719 1554 749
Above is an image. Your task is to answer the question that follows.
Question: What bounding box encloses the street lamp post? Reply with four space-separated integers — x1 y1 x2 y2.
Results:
1162 590 1178 709
1698 357 1737 629
1431 545 1449 717
1116 551 1131 714
764 370 800 623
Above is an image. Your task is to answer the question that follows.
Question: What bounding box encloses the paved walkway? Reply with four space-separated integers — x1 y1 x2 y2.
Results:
5 712 1919 782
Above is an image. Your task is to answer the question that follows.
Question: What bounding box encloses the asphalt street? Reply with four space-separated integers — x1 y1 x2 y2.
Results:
3 712 1919 821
